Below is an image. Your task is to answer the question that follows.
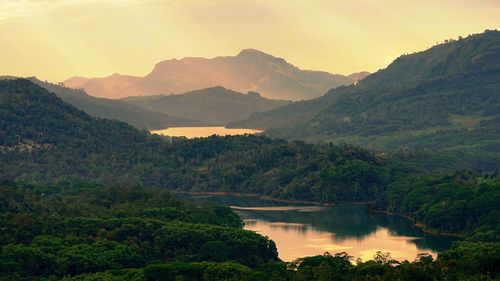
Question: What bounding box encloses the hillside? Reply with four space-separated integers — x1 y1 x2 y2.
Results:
231 30 500 170
64 49 359 100
1 77 201 129
123 86 291 125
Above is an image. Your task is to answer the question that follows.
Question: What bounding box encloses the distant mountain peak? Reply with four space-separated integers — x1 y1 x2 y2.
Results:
236 48 287 64
64 50 358 100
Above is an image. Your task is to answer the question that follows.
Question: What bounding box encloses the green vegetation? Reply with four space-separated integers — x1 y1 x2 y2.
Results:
122 86 291 126
1 78 499 237
0 182 277 280
379 171 500 236
230 30 500 171
0 182 498 281
1 78 499 280
0 79 393 203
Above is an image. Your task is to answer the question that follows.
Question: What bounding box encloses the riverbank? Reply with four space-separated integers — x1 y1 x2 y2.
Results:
370 209 466 238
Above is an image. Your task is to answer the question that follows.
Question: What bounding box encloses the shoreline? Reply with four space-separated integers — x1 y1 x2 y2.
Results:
370 209 466 238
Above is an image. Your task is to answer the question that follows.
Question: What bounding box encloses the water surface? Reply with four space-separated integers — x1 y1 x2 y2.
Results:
180 194 457 262
151 126 262 138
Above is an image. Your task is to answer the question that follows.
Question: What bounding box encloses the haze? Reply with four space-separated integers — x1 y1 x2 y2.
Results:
1 0 499 82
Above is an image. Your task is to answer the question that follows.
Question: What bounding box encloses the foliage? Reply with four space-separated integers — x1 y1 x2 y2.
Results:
0 182 278 279
379 171 500 235
1 78 500 280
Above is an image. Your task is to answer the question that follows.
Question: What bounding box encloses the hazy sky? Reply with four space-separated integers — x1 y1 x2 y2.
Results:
1 0 499 82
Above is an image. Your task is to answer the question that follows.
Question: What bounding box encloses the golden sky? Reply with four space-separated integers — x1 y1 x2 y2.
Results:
1 0 499 82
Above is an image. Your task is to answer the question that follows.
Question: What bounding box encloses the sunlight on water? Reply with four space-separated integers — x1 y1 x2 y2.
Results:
151 126 262 138
179 194 458 262
245 220 434 262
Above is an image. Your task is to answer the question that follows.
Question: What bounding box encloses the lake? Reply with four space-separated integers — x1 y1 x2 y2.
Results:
178 194 457 262
151 126 262 138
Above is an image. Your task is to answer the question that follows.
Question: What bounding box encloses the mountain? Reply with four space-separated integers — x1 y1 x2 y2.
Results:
122 86 291 126
64 49 359 100
230 30 500 170
62 76 89 87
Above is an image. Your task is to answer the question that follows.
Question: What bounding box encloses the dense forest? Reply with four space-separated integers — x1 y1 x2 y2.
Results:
230 30 500 171
0 181 498 281
1 78 499 280
0 182 278 280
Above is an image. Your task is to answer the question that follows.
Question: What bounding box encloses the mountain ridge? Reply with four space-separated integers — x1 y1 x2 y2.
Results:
64 49 366 100
229 30 500 170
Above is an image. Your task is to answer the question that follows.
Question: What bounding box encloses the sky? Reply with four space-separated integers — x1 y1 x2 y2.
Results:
1 0 499 82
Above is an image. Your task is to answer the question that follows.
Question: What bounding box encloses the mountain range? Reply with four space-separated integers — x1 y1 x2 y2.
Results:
64 49 368 101
2 77 289 129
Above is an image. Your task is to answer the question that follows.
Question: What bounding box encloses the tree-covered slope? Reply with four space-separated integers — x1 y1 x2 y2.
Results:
122 86 291 126
29 78 203 129
0 78 178 183
231 30 500 170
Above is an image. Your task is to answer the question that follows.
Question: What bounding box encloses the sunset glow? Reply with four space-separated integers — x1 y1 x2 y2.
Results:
1 0 499 82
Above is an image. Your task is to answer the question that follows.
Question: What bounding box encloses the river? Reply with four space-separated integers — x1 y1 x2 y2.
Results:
178 194 457 262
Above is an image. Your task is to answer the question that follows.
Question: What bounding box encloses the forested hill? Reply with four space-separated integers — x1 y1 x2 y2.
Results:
122 86 291 126
0 78 174 183
29 78 202 129
0 78 386 198
230 30 500 170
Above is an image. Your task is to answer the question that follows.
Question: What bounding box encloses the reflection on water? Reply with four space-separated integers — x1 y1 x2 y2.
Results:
151 126 262 138
179 194 458 262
